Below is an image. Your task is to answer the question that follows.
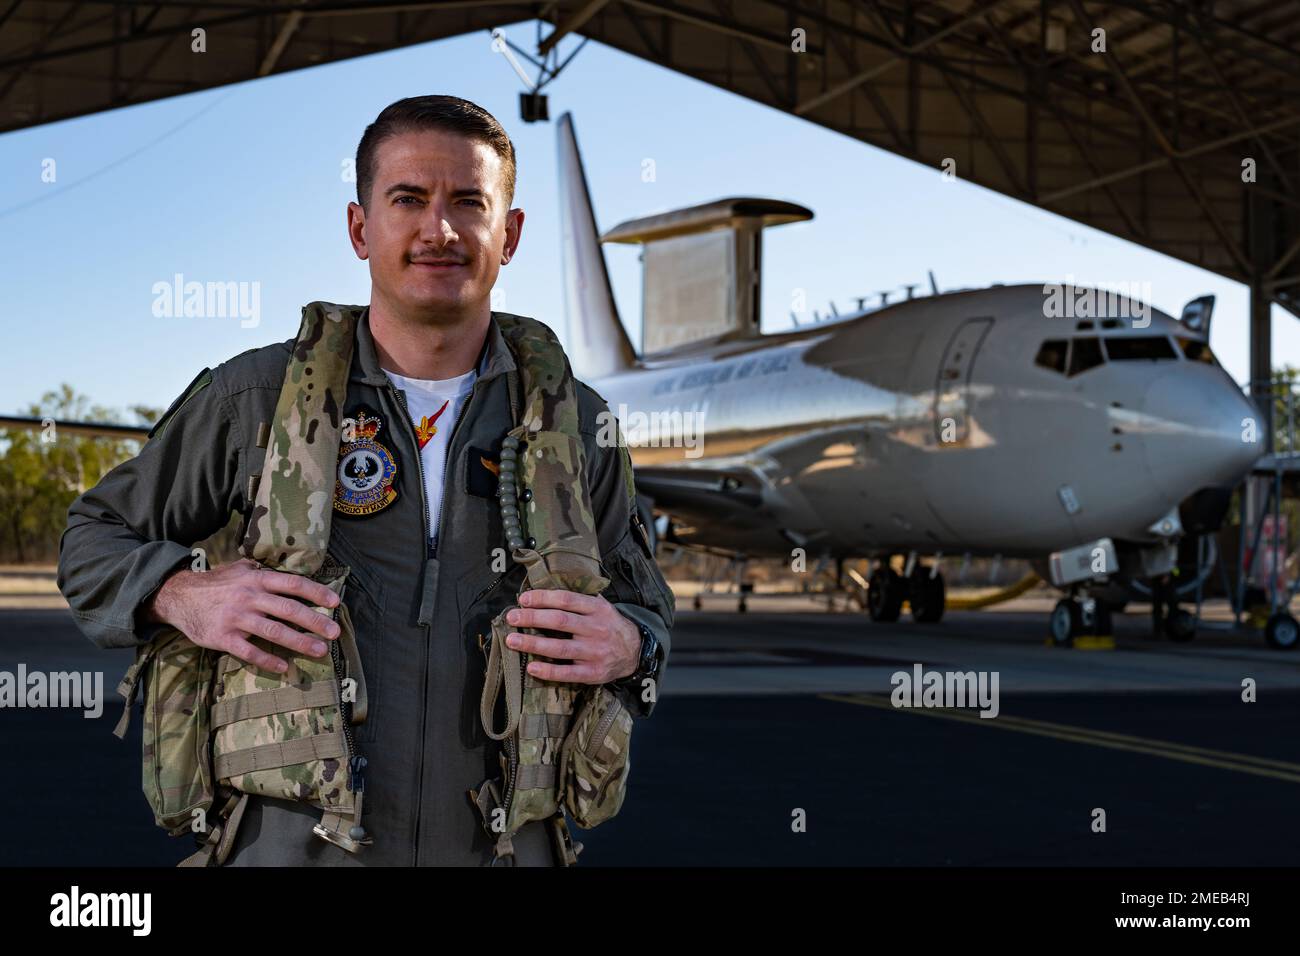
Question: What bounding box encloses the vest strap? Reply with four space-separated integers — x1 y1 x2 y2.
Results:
210 680 337 728
480 607 523 741
521 712 569 737
214 731 347 780
515 764 557 790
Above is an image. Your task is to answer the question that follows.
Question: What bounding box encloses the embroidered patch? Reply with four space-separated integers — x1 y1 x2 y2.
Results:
334 405 399 517
467 444 501 499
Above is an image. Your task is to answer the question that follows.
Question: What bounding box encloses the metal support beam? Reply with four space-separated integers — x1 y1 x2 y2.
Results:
539 0 610 56
1039 114 1300 206
822 25 909 155
258 9 304 76
795 0 1008 116
704 0 789 108
616 1 666 61
939 69 1027 197
0 0 86 103
623 0 805 54
1063 0 1250 275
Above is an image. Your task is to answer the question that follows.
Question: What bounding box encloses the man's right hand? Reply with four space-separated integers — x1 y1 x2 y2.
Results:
144 558 340 674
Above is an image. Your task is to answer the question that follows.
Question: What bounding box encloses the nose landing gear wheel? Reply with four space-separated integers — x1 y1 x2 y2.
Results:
1049 599 1082 646
867 568 904 622
1265 612 1299 650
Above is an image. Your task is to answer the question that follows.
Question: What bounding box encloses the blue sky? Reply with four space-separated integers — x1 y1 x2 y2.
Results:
1 23 1295 419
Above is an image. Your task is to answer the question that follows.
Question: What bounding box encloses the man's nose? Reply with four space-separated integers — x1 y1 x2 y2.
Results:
419 215 458 246
417 201 460 245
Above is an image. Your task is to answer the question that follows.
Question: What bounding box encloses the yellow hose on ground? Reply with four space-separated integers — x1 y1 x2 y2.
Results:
945 572 1041 609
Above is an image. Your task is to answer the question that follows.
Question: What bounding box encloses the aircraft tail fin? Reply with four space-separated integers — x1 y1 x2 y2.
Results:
556 112 636 378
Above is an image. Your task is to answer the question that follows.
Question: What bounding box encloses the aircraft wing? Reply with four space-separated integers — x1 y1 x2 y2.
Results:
633 465 765 513
0 415 150 441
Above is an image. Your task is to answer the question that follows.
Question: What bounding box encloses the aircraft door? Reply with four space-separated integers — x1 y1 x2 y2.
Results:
933 316 994 444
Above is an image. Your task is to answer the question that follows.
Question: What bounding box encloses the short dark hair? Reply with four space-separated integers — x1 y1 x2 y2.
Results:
355 95 517 211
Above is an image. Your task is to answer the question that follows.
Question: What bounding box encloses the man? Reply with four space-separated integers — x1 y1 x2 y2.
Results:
57 95 674 866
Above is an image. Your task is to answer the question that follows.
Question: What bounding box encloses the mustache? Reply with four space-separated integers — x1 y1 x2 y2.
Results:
409 253 468 265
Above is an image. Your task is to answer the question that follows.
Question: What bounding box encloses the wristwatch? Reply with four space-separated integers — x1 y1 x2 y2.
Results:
614 618 662 692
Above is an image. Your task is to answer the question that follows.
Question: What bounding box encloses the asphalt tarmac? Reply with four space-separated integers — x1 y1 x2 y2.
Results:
2 599 1298 866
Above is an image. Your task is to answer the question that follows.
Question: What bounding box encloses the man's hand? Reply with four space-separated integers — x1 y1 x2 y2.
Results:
144 557 340 674
504 589 640 684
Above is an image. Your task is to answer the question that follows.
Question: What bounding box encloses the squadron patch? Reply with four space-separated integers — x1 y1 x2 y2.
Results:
334 406 399 517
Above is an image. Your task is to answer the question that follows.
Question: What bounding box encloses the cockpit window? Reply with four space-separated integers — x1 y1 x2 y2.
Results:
1068 337 1104 376
1105 336 1177 361
1035 339 1068 374
1177 336 1217 365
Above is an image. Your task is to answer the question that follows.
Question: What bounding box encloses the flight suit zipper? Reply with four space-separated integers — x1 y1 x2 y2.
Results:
388 377 477 866
328 602 365 795
389 385 432 559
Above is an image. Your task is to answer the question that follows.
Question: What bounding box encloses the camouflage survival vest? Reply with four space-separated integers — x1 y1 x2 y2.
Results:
468 319 635 866
113 302 369 866
113 301 634 867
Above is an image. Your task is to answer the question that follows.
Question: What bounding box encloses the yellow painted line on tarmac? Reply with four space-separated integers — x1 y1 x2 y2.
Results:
820 693 1300 785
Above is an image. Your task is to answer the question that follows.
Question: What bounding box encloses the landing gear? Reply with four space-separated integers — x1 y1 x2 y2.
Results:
689 555 750 611
867 567 904 622
1164 608 1197 642
864 561 946 623
1149 576 1197 642
734 560 750 613
1049 599 1081 646
909 565 945 623
1265 612 1299 650
1049 594 1112 646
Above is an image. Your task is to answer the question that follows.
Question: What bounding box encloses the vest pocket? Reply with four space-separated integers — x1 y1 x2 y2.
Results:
209 560 362 814
560 685 634 829
139 631 216 835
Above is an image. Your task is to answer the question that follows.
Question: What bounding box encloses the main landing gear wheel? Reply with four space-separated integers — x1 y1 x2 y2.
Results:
1265 612 1299 650
1049 599 1082 646
909 566 945 623
1164 608 1197 643
867 567 904 622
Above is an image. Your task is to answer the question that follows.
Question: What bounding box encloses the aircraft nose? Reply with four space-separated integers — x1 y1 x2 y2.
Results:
1140 370 1261 501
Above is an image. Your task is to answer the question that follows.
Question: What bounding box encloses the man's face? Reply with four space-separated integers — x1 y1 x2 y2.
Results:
347 128 522 321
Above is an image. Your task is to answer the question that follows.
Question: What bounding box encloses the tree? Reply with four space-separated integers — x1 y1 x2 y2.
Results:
0 385 158 563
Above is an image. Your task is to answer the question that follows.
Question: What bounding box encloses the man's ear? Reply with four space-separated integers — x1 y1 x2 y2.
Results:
347 201 369 260
501 207 524 265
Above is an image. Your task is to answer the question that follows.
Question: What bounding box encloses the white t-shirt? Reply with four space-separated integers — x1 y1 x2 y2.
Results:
384 365 478 553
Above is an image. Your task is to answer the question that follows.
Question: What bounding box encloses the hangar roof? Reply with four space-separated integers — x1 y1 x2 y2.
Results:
4 0 1298 317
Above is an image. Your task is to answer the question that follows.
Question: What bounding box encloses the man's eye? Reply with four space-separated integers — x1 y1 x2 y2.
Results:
460 199 484 207
395 196 419 205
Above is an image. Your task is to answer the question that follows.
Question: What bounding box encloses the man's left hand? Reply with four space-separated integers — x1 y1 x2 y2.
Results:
504 589 640 684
